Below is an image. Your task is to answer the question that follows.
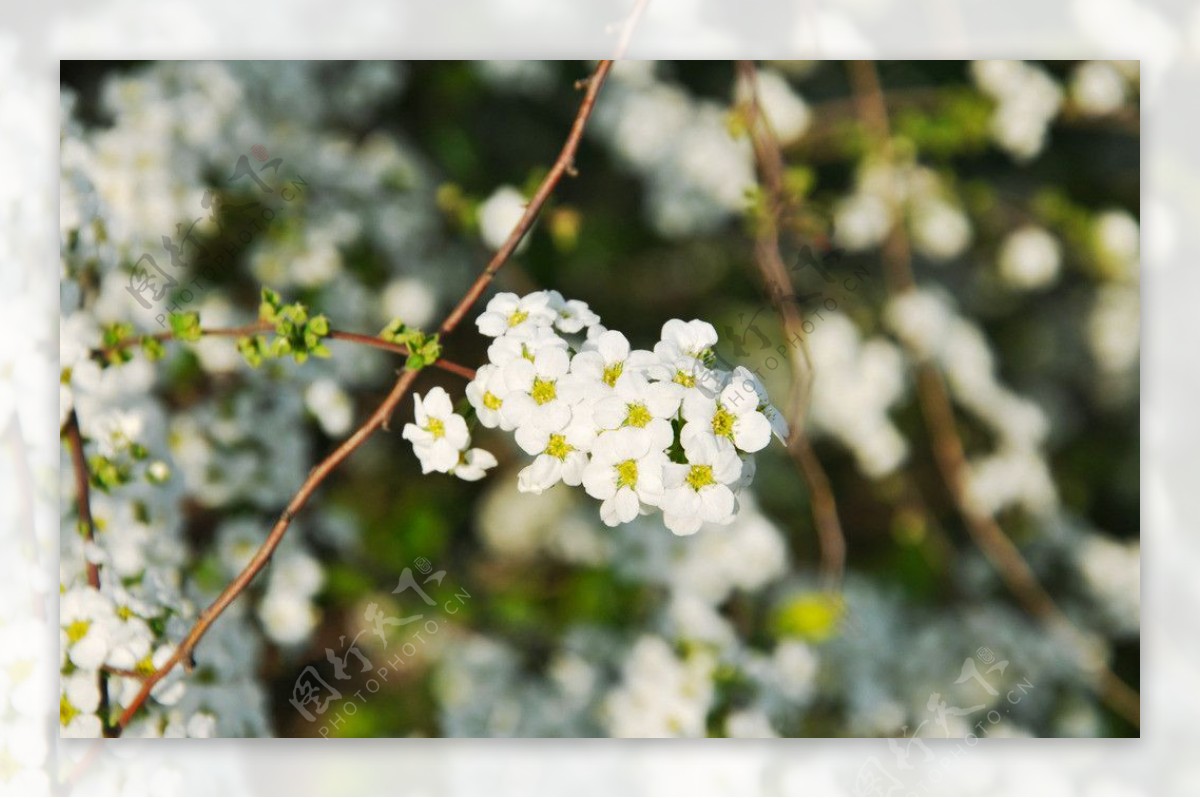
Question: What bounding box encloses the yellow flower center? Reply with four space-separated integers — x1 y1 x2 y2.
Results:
544 433 573 460
711 405 736 439
116 605 134 621
624 403 652 428
135 654 157 677
615 459 639 489
531 378 557 405
685 464 716 491
507 309 529 327
482 391 503 410
427 417 446 439
673 370 696 388
66 619 90 643
602 361 624 387
60 694 77 727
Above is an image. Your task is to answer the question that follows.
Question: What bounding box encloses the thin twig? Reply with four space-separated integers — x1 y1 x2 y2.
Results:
63 410 115 737
99 324 477 381
845 59 1139 727
437 60 615 336
736 60 847 590
112 58 621 735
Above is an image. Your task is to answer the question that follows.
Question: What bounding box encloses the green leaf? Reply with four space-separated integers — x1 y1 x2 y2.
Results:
168 311 202 342
140 336 167 361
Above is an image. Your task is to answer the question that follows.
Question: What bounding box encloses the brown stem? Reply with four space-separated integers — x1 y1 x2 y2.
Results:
63 410 115 737
437 59 615 336
112 57 621 735
737 60 848 591
845 59 1139 727
100 323 478 381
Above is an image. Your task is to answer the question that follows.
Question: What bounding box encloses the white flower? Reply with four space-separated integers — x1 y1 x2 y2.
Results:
571 329 656 390
475 291 556 338
485 324 568 368
582 428 668 526
60 672 102 738
500 346 586 433
661 437 744 535
514 408 595 494
464 363 512 430
544 289 601 334
680 379 772 455
592 372 680 450
478 185 528 251
304 378 354 436
998 225 1061 290
723 366 789 443
402 387 470 474
258 590 317 646
1070 61 1126 116
655 318 718 361
452 447 498 482
61 587 115 671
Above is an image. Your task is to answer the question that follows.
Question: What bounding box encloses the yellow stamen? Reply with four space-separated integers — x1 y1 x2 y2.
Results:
531 378 557 405
615 459 639 489
711 405 735 439
545 434 573 460
624 403 652 428
685 464 715 491
65 619 90 643
482 391 503 410
427 417 446 439
602 361 624 387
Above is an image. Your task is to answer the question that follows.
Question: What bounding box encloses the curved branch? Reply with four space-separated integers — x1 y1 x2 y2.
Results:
736 60 847 590
112 57 620 735
99 323 478 381
845 59 1139 727
63 410 115 737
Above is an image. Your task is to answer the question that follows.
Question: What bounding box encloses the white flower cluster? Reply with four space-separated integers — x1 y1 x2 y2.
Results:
403 387 498 482
970 60 1064 162
461 290 787 535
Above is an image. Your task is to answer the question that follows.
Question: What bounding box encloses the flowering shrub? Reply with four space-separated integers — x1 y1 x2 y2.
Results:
447 291 787 533
55 59 1140 743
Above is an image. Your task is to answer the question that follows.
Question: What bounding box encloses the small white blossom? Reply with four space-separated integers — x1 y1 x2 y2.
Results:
452 447 499 482
582 428 668 526
515 408 596 494
500 346 586 433
661 437 744 535
402 387 471 474
545 289 601 334
592 372 680 450
680 380 772 455
572 329 656 390
464 363 512 430
475 291 556 338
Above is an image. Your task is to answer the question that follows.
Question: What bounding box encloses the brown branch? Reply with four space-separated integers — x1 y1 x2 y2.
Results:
437 60 615 336
111 58 621 735
100 323 477 381
63 410 115 737
737 60 847 590
845 59 1139 728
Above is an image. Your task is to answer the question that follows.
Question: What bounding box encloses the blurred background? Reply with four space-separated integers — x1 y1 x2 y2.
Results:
58 60 1139 741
